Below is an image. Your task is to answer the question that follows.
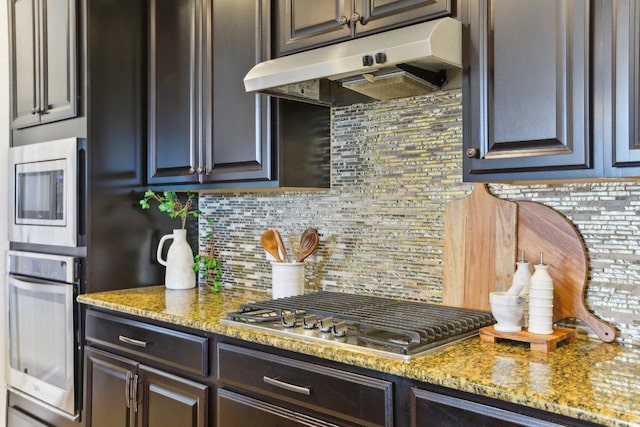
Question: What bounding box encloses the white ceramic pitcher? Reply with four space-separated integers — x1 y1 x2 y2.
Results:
157 229 196 289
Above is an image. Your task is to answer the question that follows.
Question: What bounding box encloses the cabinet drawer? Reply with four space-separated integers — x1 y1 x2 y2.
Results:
217 388 340 427
411 387 564 427
85 309 208 376
217 343 393 427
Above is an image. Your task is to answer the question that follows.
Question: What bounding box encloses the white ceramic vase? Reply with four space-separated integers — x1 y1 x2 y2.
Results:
157 229 196 289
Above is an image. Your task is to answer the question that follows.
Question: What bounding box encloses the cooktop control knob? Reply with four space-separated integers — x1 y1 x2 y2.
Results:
281 313 297 328
320 317 334 333
332 321 348 338
303 315 318 329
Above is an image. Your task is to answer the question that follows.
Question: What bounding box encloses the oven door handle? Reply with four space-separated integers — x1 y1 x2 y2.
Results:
8 275 71 293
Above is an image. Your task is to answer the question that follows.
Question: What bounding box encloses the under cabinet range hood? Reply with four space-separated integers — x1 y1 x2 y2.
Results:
244 17 461 106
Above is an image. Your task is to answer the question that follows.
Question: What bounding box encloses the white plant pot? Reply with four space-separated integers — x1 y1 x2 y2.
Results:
157 229 196 289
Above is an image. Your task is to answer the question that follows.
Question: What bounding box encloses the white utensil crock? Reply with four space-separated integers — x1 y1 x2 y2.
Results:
272 262 304 298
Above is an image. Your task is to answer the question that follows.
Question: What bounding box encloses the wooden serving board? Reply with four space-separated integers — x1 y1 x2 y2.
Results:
516 201 616 343
443 184 518 311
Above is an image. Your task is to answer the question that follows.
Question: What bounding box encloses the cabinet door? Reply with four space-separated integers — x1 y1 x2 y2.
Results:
84 347 137 427
205 0 273 182
275 0 353 56
137 366 208 427
147 0 204 185
40 0 77 123
463 0 595 181
356 0 451 36
10 0 40 128
611 0 640 171
9 0 77 129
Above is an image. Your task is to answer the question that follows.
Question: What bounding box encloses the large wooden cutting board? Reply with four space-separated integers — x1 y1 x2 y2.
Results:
443 184 518 311
517 201 616 343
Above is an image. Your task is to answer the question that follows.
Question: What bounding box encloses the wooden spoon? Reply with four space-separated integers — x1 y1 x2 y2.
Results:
273 229 289 262
261 230 282 262
296 229 319 263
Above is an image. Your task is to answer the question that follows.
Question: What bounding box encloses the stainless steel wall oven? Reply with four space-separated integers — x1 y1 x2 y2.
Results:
6 250 83 420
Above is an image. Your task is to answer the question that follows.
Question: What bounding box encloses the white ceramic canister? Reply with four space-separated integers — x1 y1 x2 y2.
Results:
157 229 196 290
512 254 531 327
272 262 305 298
527 254 554 335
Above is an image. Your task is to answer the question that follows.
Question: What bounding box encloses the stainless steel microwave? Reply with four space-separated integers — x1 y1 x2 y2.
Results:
9 138 86 247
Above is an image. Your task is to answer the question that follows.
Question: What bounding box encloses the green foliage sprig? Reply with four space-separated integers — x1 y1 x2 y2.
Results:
139 190 199 229
194 215 222 293
139 189 222 293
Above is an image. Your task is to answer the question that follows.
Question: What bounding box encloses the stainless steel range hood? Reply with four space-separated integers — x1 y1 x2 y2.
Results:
244 17 461 106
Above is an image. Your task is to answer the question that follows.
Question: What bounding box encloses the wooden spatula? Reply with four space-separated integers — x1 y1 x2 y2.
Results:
261 230 282 262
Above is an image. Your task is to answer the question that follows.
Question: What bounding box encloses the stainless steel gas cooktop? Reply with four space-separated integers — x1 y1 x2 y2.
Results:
221 291 495 361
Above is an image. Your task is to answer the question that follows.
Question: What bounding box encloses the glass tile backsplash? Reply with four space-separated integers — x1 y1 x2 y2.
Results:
199 89 639 346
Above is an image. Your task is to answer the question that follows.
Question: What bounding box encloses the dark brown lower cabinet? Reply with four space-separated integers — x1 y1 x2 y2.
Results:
216 342 394 427
83 309 210 427
81 309 605 427
84 347 208 427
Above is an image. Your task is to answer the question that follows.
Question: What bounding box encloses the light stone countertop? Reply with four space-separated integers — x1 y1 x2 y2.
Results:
78 286 640 427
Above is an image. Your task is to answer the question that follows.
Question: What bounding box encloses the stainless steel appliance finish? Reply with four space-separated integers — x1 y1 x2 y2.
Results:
9 137 86 247
223 291 495 361
6 250 82 419
243 18 461 106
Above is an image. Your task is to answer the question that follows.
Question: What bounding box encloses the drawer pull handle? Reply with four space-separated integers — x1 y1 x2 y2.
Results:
263 376 311 395
118 335 148 348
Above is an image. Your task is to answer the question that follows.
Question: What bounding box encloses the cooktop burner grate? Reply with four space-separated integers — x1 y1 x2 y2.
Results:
226 291 495 360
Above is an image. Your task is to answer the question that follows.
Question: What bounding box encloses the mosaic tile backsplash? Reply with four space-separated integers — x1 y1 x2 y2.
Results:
198 89 640 346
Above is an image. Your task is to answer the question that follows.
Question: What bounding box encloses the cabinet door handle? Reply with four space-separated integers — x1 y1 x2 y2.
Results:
263 376 311 395
118 335 148 348
338 15 349 25
132 374 140 413
125 371 132 408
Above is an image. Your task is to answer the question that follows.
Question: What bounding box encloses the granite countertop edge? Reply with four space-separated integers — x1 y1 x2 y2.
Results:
77 286 640 427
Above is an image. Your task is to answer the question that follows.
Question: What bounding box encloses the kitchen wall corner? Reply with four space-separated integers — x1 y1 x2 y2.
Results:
1 0 9 422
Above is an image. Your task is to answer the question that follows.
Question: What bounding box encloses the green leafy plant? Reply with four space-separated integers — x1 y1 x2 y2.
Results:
139 190 199 229
194 215 222 293
139 190 222 293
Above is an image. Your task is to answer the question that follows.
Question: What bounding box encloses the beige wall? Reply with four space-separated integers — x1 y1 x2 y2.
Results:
1 0 8 424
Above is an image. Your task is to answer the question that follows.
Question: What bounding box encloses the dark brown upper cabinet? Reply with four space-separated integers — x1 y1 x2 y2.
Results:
275 0 452 56
147 0 205 185
608 0 640 175
148 0 330 190
9 0 78 129
462 0 603 182
463 0 640 182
